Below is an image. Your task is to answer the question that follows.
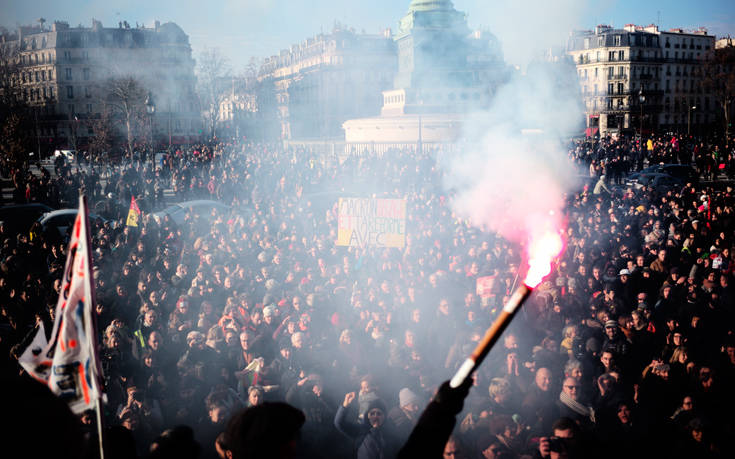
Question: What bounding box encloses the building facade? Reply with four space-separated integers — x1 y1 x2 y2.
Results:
343 0 506 146
0 19 199 154
567 24 715 136
257 26 397 140
381 0 504 118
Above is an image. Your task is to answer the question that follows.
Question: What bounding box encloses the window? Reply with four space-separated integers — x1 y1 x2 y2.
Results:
617 83 624 94
68 104 75 115
86 104 92 113
614 35 621 46
35 71 39 82
618 50 624 60
608 67 614 78
608 83 614 95
83 68 90 80
609 51 615 61
85 86 91 98
67 86 74 99
65 68 72 80
49 87 55 98
41 70 46 81
63 51 71 60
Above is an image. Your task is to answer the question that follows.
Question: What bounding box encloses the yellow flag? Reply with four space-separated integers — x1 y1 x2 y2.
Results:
126 196 141 227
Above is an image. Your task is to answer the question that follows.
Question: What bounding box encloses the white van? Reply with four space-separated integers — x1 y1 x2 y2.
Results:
54 150 77 161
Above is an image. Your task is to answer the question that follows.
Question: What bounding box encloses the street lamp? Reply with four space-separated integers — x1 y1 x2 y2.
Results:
145 92 156 159
687 105 697 136
638 89 645 155
69 114 79 153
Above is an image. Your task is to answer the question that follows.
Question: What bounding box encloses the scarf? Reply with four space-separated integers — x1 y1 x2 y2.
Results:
559 390 595 423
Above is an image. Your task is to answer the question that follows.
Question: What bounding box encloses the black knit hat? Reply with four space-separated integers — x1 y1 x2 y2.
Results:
366 398 387 415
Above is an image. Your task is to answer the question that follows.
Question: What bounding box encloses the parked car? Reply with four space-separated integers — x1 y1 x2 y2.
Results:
152 200 231 225
0 203 54 235
37 209 106 244
628 172 685 191
628 164 698 184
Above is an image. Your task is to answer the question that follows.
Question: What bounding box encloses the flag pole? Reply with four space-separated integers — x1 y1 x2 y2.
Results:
81 193 106 459
95 397 106 459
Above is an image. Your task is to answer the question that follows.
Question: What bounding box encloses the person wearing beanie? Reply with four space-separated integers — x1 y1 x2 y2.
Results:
388 388 422 442
224 402 305 459
334 390 400 459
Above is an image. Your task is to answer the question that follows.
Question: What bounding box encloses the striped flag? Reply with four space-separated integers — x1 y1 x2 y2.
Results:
126 195 141 227
19 196 104 414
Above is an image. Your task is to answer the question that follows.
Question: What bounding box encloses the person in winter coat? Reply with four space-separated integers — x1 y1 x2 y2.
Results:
334 391 400 459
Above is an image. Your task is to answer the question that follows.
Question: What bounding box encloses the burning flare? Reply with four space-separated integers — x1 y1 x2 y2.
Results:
524 230 564 288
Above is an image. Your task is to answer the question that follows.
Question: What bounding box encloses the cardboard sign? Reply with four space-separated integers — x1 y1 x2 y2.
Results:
337 198 406 248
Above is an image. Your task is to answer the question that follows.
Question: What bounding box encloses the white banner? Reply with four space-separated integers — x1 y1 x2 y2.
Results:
18 196 103 413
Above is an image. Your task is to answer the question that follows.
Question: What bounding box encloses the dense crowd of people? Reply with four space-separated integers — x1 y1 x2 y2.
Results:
1 132 735 459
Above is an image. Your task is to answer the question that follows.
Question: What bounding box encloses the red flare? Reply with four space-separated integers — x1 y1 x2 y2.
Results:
524 231 564 288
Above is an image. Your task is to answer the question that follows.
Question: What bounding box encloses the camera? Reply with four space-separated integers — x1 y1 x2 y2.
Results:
548 436 566 453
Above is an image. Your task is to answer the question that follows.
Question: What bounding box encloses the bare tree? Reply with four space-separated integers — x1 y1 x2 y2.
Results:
0 38 33 166
196 47 231 140
103 76 148 157
87 107 114 161
700 46 735 139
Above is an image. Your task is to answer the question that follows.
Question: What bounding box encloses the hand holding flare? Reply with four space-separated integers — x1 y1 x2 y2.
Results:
450 231 564 388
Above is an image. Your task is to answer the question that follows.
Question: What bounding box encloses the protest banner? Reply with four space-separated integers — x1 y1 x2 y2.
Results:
337 197 406 248
476 275 497 299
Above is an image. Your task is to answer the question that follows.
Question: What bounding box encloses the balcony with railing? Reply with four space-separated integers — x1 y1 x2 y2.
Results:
607 73 627 81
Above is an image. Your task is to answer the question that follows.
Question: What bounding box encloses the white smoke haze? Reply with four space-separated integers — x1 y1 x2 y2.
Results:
446 1 588 251
460 0 593 69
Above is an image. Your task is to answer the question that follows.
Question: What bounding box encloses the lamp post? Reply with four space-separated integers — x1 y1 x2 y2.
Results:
687 105 697 136
167 102 172 152
69 114 79 153
145 92 156 161
34 106 41 159
639 89 645 155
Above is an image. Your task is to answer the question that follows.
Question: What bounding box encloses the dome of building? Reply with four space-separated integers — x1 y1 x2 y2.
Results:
408 0 455 12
